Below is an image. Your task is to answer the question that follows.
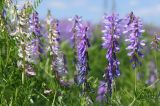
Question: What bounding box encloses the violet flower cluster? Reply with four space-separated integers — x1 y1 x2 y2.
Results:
29 12 41 36
76 25 90 85
29 11 43 63
101 13 121 96
123 12 145 69
71 15 90 85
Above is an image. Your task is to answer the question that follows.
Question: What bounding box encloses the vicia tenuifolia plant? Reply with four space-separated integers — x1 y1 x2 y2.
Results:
123 12 145 93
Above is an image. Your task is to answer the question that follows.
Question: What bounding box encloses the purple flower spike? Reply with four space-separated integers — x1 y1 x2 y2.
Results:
71 15 90 85
29 11 44 62
102 13 121 95
76 26 90 84
123 12 145 69
50 20 68 77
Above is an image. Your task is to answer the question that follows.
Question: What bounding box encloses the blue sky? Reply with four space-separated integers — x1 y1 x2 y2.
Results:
18 0 160 26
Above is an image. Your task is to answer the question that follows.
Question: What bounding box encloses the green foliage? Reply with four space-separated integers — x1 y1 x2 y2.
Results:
0 0 4 12
1 21 160 106
33 0 43 10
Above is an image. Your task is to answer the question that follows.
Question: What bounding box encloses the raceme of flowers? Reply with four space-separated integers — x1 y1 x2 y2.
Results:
29 11 44 63
46 12 69 87
70 15 90 86
123 12 145 69
9 2 37 76
100 13 121 100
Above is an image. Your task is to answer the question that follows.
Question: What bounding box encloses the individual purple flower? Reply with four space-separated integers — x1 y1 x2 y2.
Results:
96 81 107 102
123 12 145 69
102 13 121 95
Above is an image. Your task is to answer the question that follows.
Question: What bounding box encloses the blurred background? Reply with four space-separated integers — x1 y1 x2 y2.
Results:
16 0 160 27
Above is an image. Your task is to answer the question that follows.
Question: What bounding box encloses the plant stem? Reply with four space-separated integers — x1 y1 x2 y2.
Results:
154 50 158 72
114 79 116 93
129 96 136 106
135 67 137 92
52 91 57 106
22 44 26 84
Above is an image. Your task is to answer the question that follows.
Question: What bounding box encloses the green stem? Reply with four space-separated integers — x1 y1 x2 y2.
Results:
22 71 25 84
135 67 137 92
4 31 10 70
114 79 116 93
129 78 160 106
154 50 158 71
52 91 57 106
22 44 26 84
129 96 136 106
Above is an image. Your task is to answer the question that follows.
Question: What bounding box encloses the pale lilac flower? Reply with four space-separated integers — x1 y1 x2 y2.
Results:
51 20 68 75
46 12 68 86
